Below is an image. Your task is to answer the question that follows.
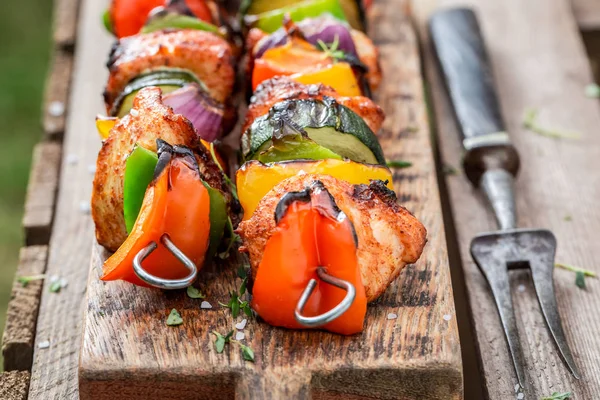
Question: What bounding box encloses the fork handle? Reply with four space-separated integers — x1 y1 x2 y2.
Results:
429 8 520 185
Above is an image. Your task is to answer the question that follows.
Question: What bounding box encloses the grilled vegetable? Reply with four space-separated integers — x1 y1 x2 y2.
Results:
244 76 384 134
290 63 361 97
102 141 211 285
96 115 117 139
242 0 355 33
110 69 201 117
250 180 367 334
104 29 235 112
236 159 393 219
108 0 214 38
238 174 428 302
142 13 220 35
241 98 386 165
123 145 159 233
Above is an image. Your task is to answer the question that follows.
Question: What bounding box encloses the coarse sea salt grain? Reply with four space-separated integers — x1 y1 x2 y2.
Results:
79 201 91 214
200 301 212 309
443 314 452 321
517 284 526 293
88 164 97 174
38 340 50 349
66 154 79 165
235 319 247 330
48 101 65 117
517 393 524 399
514 384 520 393
59 278 68 288
387 313 397 320
235 331 245 341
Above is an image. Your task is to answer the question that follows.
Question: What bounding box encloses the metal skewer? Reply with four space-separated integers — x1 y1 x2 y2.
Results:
133 234 197 289
295 266 356 327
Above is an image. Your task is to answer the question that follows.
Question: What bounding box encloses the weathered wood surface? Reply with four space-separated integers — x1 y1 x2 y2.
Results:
0 371 30 400
415 0 600 398
2 246 48 372
77 0 462 399
53 0 81 49
43 49 75 141
22 143 61 246
572 0 600 31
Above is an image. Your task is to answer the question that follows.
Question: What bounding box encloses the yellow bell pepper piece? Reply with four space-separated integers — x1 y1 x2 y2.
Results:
237 159 394 220
290 63 362 97
95 115 118 140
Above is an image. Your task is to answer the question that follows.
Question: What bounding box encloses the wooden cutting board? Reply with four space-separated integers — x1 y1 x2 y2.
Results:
78 0 462 398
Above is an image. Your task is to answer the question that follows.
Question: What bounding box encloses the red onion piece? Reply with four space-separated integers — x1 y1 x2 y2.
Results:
163 83 224 142
254 16 357 59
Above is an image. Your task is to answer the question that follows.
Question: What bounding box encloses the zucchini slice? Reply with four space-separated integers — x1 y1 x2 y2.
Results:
110 68 206 117
241 98 386 165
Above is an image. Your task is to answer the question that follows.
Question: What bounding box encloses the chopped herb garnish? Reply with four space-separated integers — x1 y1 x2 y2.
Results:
166 308 183 326
564 215 572 222
317 35 345 62
232 340 255 362
585 83 600 98
213 330 234 353
542 391 572 400
386 160 412 169
49 281 62 293
219 266 252 319
218 217 239 260
17 274 45 287
186 285 205 299
523 108 581 140
555 263 597 289
208 142 238 201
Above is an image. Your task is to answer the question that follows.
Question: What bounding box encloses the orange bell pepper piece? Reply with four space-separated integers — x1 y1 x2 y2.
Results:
102 141 211 286
252 39 332 91
251 182 367 334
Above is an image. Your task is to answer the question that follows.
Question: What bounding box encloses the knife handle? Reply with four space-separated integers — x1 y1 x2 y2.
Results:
429 8 519 185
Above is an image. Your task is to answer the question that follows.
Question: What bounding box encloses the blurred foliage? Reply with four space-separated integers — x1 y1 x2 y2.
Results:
0 0 53 367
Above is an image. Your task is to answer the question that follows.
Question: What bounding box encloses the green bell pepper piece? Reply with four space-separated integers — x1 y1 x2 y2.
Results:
252 0 347 33
141 14 221 35
123 145 229 259
102 9 113 34
123 145 159 234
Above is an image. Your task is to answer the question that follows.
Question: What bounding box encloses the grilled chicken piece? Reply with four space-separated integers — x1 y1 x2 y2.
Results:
104 29 235 113
92 87 226 252
243 76 385 134
238 174 427 301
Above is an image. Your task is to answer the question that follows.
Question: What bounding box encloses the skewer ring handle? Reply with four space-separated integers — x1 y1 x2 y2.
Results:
133 234 198 290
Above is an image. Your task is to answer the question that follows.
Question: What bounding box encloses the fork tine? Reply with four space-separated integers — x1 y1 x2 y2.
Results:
528 231 581 379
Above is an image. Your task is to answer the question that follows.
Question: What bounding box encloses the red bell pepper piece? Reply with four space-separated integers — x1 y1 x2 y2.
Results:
251 182 367 334
102 141 211 286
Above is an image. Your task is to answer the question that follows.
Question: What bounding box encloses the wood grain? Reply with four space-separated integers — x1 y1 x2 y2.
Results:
53 0 81 49
77 0 462 399
572 0 600 31
22 142 61 246
415 0 600 398
2 246 48 371
27 0 105 397
0 371 30 400
43 49 75 140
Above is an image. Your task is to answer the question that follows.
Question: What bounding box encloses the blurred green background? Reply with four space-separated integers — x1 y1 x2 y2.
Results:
0 0 53 366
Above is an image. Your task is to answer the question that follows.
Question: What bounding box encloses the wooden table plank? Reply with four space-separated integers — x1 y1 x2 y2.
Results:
22 143 61 246
43 50 75 141
27 0 105 397
572 0 600 31
77 0 462 399
0 371 30 400
2 246 48 372
414 0 600 398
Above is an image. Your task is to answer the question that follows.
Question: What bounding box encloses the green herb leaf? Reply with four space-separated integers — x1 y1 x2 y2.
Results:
317 35 346 61
49 281 62 293
17 274 45 287
555 263 597 277
242 303 253 318
166 309 183 326
186 286 205 299
575 271 586 289
231 292 240 319
563 215 572 222
443 164 458 176
522 108 581 140
213 330 234 353
237 264 249 279
542 391 572 400
386 160 412 169
239 278 247 296
585 83 600 98
218 217 239 260
236 342 255 362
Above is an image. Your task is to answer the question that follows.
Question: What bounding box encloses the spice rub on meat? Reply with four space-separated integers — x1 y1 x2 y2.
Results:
237 174 427 301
